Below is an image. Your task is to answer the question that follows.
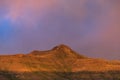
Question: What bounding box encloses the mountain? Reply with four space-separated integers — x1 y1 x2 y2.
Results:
0 44 120 80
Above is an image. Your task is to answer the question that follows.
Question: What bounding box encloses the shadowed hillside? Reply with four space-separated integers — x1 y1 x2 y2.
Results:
0 44 120 80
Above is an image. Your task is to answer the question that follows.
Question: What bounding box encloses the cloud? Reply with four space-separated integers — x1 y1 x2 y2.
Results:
0 0 120 59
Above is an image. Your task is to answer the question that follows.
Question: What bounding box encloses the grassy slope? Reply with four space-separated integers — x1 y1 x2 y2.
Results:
0 45 120 80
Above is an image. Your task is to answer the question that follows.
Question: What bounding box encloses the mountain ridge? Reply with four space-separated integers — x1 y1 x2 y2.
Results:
0 44 120 80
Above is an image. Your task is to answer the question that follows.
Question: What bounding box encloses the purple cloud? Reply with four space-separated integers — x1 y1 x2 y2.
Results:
0 0 120 59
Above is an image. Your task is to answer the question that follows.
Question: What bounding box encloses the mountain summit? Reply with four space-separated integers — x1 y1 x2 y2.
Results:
29 44 86 59
52 44 72 51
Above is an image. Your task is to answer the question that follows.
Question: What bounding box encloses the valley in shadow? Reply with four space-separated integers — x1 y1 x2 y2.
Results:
0 70 120 80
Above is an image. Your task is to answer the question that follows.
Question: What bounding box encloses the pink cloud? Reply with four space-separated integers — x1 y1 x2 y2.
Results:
3 0 88 24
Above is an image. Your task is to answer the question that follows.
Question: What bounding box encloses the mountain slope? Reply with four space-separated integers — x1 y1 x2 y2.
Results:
0 44 120 80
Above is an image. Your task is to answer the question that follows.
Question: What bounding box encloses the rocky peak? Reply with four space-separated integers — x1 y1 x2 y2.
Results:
52 44 72 52
52 44 86 59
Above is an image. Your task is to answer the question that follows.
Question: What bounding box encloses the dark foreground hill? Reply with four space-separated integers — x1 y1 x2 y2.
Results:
0 44 120 80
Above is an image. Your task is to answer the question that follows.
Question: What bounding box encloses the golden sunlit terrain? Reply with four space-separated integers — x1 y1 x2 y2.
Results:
0 44 120 80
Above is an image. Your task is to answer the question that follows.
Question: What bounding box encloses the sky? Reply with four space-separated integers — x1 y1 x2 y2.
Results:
0 0 120 60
